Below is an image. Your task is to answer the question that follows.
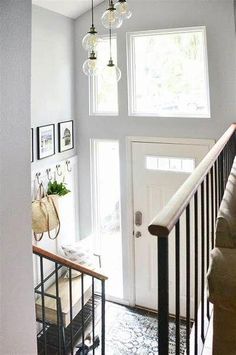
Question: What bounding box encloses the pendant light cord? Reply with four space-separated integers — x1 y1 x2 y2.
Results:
109 27 112 61
91 0 94 27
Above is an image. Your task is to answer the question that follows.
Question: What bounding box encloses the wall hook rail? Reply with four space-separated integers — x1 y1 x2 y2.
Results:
66 160 72 173
36 172 41 185
46 168 53 181
56 164 62 176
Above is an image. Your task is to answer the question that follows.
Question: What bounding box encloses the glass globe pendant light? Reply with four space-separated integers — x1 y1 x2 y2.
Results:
83 50 99 77
103 29 121 82
103 58 121 82
82 0 99 51
115 0 132 20
101 0 123 29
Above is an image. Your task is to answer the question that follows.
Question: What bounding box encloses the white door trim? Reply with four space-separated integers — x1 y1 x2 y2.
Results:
125 136 215 306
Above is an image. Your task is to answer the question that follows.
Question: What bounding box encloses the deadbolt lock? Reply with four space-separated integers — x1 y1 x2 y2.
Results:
135 211 142 226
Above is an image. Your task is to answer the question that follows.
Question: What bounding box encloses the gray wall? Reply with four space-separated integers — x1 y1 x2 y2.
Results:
32 5 76 170
0 1 37 353
75 1 236 300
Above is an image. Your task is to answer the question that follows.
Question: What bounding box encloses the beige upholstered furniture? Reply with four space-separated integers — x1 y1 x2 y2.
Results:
207 160 236 355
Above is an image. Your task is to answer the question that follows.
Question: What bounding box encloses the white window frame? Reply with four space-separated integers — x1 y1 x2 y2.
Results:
145 155 196 173
126 26 211 118
90 139 124 302
89 34 119 117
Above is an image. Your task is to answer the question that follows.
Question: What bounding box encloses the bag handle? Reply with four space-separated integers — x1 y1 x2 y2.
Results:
35 183 46 201
47 196 61 240
34 232 44 242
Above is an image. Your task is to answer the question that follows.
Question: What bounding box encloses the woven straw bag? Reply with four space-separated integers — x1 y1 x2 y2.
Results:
32 183 60 241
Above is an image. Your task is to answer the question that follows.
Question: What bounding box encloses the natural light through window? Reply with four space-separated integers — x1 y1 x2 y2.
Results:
128 27 210 117
92 140 123 299
146 156 195 173
90 36 118 115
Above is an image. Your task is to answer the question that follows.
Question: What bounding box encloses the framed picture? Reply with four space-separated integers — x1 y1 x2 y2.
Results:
31 128 34 162
58 120 74 152
37 124 55 160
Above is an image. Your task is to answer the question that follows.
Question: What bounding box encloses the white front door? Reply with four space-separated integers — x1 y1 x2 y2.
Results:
132 139 212 313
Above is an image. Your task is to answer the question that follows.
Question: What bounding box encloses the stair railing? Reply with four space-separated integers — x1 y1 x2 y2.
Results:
33 245 107 355
149 124 236 355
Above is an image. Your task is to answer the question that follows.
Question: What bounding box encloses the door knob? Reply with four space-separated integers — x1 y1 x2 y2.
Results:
135 231 142 238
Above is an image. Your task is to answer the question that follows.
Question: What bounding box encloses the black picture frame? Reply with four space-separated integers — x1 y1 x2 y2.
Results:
31 128 34 163
37 124 55 160
58 120 74 153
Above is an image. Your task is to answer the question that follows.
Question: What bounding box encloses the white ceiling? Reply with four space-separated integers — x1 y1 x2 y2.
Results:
32 0 104 19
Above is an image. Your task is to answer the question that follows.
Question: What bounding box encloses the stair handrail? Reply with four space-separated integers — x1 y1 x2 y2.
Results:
33 245 108 281
148 123 236 237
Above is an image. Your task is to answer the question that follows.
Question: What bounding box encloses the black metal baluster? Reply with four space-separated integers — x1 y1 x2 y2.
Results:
233 133 235 157
69 268 73 354
219 153 224 201
194 192 198 355
92 277 95 355
222 149 225 188
158 236 169 355
228 142 231 176
60 298 66 353
201 182 205 342
55 262 62 355
229 142 231 174
210 168 215 249
225 147 229 185
233 134 236 164
226 145 229 178
229 138 232 168
206 174 210 320
101 280 106 355
186 205 190 355
217 157 221 206
40 256 47 355
81 273 85 355
224 148 227 186
214 162 218 219
219 156 222 206
224 146 227 179
175 221 180 355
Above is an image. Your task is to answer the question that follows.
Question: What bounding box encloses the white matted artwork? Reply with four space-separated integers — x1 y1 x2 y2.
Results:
58 120 74 152
37 124 55 160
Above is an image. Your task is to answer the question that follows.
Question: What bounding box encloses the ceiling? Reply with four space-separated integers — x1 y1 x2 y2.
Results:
32 0 104 19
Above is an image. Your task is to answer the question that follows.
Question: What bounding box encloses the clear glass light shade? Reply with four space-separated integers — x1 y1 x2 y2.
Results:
102 63 121 82
101 9 123 29
82 32 99 51
115 1 132 19
83 58 100 77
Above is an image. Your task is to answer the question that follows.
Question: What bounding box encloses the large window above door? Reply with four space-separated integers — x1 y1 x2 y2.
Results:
127 27 211 118
90 35 119 116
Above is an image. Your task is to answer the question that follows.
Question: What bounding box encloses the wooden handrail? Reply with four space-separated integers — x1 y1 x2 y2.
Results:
33 245 108 281
148 124 236 237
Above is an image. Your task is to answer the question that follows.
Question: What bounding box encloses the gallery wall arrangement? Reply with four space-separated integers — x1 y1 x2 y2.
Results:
31 120 74 161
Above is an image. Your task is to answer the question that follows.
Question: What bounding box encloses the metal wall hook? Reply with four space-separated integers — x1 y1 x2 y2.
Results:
66 160 72 172
36 172 41 185
56 164 62 176
46 168 53 181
